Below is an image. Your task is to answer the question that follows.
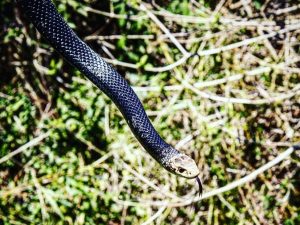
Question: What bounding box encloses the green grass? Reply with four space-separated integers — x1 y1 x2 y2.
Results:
1 0 300 224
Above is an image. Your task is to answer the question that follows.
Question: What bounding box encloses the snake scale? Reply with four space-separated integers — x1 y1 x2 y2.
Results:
17 0 202 192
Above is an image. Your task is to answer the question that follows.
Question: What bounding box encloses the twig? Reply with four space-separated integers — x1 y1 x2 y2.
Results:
183 81 300 105
144 54 192 72
140 4 190 57
220 18 276 27
194 67 271 89
117 146 296 207
104 54 192 73
274 4 300 15
181 146 296 206
152 10 213 24
141 205 167 225
0 131 51 164
31 169 49 220
103 57 139 69
131 65 290 92
85 33 188 41
85 6 146 21
0 92 13 100
103 24 300 73
197 24 300 56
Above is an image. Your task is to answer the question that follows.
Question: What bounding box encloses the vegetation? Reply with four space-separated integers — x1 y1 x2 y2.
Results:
1 0 300 224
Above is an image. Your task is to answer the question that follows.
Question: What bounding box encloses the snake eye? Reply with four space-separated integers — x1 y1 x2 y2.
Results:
178 167 186 173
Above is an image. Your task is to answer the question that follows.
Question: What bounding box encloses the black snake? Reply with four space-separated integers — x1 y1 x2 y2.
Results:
17 0 202 193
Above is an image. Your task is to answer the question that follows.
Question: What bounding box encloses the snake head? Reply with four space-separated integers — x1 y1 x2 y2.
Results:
168 154 200 178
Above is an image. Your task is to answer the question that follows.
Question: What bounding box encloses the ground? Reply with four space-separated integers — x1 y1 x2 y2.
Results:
0 0 300 224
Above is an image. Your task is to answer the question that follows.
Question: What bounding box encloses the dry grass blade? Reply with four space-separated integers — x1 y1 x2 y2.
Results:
0 131 51 164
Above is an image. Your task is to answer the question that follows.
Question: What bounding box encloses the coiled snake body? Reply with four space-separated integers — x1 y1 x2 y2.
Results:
17 0 201 191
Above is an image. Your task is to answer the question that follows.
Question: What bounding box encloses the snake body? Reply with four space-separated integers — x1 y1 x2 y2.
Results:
17 0 200 182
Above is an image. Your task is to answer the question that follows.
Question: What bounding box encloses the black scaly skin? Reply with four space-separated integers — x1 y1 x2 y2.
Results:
17 0 180 171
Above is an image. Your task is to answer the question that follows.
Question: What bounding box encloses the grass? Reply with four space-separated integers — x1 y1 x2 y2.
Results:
1 0 300 224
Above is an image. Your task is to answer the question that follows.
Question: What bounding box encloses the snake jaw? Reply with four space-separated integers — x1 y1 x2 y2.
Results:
168 154 200 178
